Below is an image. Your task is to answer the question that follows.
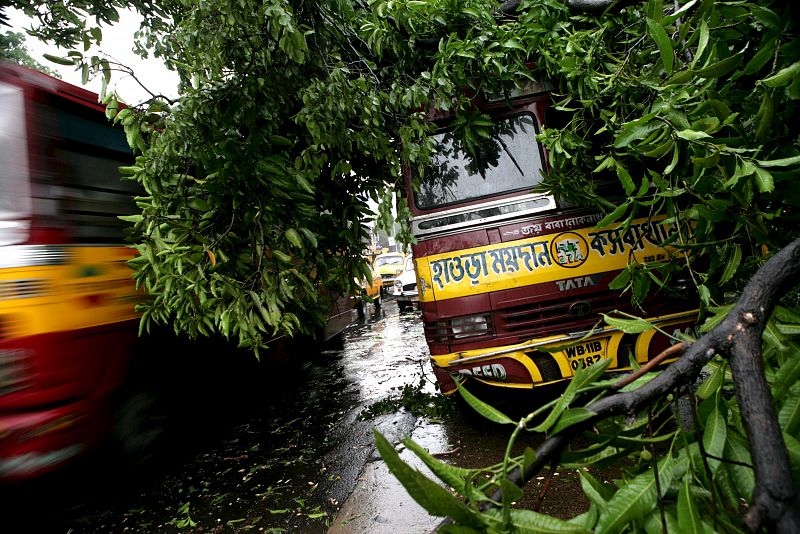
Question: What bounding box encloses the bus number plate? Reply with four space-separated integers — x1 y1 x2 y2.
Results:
563 338 609 371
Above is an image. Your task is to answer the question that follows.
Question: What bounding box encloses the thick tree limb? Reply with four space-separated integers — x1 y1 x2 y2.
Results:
448 238 800 533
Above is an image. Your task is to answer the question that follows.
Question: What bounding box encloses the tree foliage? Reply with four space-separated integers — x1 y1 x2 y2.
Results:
7 0 434 347
8 0 800 529
0 30 61 77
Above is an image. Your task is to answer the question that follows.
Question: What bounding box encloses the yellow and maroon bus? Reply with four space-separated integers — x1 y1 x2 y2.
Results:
406 86 697 395
0 63 147 480
0 63 355 480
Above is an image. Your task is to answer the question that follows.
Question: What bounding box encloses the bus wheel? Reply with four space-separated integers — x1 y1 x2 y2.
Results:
113 390 169 469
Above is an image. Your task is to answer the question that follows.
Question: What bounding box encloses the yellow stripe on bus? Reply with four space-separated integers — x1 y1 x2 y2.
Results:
415 216 686 302
0 246 142 338
430 311 696 389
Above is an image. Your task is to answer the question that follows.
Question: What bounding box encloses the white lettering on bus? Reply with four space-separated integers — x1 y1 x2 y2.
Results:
457 363 507 381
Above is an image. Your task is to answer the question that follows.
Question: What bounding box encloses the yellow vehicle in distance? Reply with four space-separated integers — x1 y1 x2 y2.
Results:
373 252 406 292
356 263 382 317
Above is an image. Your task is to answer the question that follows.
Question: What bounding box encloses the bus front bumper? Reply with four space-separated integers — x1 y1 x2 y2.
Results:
430 311 698 395
0 401 99 481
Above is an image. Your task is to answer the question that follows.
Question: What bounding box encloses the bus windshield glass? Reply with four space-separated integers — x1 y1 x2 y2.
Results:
414 113 545 211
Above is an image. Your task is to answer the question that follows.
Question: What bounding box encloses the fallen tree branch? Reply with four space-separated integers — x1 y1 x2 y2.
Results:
443 238 800 533
612 341 686 389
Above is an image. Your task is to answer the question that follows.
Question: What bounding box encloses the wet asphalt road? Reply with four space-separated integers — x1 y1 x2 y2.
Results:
2 298 599 533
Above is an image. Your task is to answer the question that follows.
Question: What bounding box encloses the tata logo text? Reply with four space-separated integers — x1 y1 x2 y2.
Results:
556 275 599 292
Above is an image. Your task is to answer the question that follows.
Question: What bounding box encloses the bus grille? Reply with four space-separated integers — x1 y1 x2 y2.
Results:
425 293 679 350
0 279 49 300
497 292 669 338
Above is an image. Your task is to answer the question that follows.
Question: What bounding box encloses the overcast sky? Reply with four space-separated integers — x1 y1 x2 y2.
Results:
6 8 179 104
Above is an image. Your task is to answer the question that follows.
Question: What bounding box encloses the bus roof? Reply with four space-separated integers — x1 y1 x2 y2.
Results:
0 62 108 113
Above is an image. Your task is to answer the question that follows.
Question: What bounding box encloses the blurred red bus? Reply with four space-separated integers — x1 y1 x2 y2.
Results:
0 63 145 480
0 63 353 480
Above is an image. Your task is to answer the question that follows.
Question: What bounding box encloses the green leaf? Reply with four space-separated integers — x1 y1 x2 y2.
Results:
269 134 293 146
272 250 292 264
779 393 800 435
677 478 703 534
499 477 524 504
531 359 609 433
299 228 318 248
483 509 590 533
692 20 709 68
43 53 76 66
402 437 475 496
373 431 484 527
784 432 800 468
646 18 674 75
501 39 525 50
566 506 598 530
725 433 754 497
613 113 659 148
595 202 630 228
664 143 680 174
454 381 514 425
696 360 725 400
756 154 800 168
772 345 800 400
760 61 800 88
188 198 210 211
601 314 653 334
698 284 710 307
285 228 303 249
118 214 144 224
596 456 674 533
616 164 636 195
699 305 733 333
105 97 119 120
550 408 597 435
579 470 612 507
719 244 741 285
676 129 711 141
703 390 727 473
608 268 631 291
753 166 774 193
118 165 142 176
744 36 777 75
693 51 743 79
644 511 679 534
661 0 697 25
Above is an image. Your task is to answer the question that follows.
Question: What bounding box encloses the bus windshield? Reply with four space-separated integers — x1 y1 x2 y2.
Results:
414 113 545 211
374 254 404 267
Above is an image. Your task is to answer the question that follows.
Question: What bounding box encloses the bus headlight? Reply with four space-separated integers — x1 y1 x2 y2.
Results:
394 280 403 293
451 315 488 339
